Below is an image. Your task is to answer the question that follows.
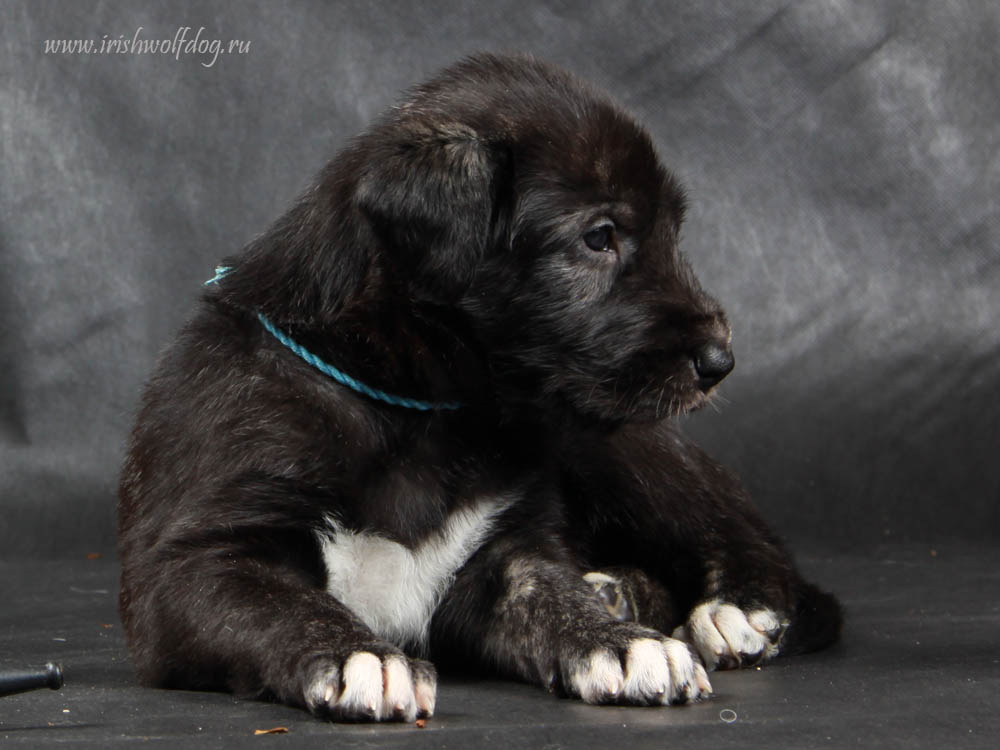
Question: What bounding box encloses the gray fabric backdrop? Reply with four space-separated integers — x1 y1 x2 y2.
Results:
2 0 997 558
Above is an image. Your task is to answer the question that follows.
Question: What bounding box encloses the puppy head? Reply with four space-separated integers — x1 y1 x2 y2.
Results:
363 54 732 422
223 54 732 422
471 115 733 422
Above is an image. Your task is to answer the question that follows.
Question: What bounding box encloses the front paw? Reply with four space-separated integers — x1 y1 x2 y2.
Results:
304 651 436 722
561 625 712 706
673 599 788 671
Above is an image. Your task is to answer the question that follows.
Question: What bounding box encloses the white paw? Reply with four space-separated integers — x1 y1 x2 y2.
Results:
306 652 436 722
673 599 787 671
567 637 712 705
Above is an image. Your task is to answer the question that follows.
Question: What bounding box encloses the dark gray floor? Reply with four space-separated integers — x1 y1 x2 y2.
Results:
2 546 997 749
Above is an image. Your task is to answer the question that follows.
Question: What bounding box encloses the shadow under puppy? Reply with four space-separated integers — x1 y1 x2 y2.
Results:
118 53 841 722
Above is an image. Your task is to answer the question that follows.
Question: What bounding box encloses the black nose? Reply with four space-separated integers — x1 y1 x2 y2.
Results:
694 342 734 389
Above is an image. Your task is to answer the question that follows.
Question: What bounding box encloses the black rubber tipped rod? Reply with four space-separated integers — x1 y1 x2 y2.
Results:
0 663 64 697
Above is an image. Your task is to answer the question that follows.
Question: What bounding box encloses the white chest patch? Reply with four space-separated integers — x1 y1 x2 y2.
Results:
317 495 516 651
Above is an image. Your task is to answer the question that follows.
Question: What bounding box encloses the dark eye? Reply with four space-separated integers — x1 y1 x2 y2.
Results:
583 224 614 252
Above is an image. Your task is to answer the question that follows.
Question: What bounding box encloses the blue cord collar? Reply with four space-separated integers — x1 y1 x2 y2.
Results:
205 266 461 412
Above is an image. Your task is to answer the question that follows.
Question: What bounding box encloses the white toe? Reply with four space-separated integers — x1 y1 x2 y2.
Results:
623 638 670 703
306 665 340 710
336 652 383 717
664 637 709 702
380 656 417 721
686 600 729 669
713 603 768 659
414 676 436 718
570 649 624 703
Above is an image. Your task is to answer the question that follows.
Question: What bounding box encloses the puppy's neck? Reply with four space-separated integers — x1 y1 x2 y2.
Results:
217 279 485 413
304 295 487 411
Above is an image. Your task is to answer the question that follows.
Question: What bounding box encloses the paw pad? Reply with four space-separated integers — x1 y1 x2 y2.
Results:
583 572 636 622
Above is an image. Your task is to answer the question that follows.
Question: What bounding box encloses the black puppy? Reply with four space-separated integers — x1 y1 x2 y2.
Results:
119 53 840 722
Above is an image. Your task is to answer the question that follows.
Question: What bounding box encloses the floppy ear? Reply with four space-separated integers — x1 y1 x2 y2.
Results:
354 122 508 299
211 183 371 329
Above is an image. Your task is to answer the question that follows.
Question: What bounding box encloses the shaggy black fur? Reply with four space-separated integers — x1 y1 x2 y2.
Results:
119 53 841 721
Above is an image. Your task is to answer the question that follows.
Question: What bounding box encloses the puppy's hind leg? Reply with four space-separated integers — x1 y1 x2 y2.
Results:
566 424 842 672
584 567 677 629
